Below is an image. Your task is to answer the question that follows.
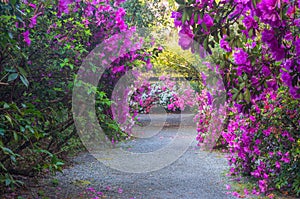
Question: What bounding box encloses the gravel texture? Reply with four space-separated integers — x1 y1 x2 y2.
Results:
21 114 235 199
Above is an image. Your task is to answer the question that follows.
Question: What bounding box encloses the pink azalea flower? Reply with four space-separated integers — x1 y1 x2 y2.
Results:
29 15 38 28
22 30 31 46
225 184 231 190
29 3 36 8
112 65 125 74
118 188 123 194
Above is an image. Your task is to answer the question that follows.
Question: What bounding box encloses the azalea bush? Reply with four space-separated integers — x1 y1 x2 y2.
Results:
129 75 198 114
0 0 152 191
172 0 300 196
223 87 300 196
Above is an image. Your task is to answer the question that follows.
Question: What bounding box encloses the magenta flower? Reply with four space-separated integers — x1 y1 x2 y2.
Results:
29 3 36 8
112 65 125 74
262 65 271 76
258 179 267 193
22 30 31 46
202 13 214 31
257 0 281 27
244 188 249 195
234 48 248 65
252 188 260 195
243 15 258 30
178 26 193 50
85 4 95 17
262 29 285 61
220 36 231 52
275 161 280 169
96 191 103 196
171 11 182 27
57 0 72 17
233 48 251 75
280 152 290 163
86 187 96 193
266 78 278 90
225 184 231 190
29 15 38 28
118 188 123 194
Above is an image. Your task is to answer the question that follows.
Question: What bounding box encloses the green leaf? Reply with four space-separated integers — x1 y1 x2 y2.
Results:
194 12 199 23
3 103 10 109
18 67 27 76
0 128 5 136
20 75 29 87
10 0 17 5
244 88 251 103
20 126 25 133
186 7 193 21
8 32 13 39
5 178 11 186
202 23 208 32
203 37 208 50
252 0 257 8
55 161 64 166
1 146 14 155
239 82 246 89
182 8 188 24
175 0 185 4
8 73 18 82
5 115 13 126
13 132 18 141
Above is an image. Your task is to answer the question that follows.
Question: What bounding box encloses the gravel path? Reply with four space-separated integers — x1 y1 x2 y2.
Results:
24 114 234 199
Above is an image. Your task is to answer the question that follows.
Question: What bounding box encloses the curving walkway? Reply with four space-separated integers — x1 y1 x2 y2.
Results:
24 114 234 199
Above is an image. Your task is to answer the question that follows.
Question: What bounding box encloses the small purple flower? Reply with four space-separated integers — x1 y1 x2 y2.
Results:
225 184 231 190
97 192 103 196
243 15 258 30
257 0 281 27
244 188 249 195
275 161 280 169
171 11 182 27
232 192 240 197
178 26 193 50
220 36 232 52
86 187 96 193
234 48 248 65
22 30 31 46
263 128 271 136
118 188 123 194
258 179 267 193
57 0 72 17
262 65 271 76
262 29 275 44
252 189 260 195
29 3 36 8
266 78 278 90
29 15 38 28
112 65 125 74
202 13 214 31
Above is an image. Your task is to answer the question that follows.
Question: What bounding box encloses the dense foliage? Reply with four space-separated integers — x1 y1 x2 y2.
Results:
0 0 299 198
172 0 300 196
0 0 145 190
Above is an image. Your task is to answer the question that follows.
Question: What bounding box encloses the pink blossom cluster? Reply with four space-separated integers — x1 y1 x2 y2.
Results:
129 75 198 114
